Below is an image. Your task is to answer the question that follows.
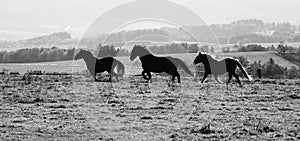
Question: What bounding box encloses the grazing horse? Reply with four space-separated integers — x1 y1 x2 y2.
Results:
74 49 125 82
130 45 193 83
193 52 252 86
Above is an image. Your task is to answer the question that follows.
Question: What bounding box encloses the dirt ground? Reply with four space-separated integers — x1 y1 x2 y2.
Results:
0 74 299 140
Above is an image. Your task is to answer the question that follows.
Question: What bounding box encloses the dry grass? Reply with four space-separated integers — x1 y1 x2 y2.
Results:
0 74 299 140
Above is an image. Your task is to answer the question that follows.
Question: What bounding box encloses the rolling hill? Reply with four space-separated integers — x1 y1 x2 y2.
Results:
0 51 298 75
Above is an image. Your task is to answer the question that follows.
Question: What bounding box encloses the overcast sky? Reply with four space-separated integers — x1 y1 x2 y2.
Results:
0 0 299 39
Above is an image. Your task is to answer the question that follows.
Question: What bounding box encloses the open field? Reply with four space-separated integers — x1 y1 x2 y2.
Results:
0 74 299 140
0 51 298 75
0 50 299 140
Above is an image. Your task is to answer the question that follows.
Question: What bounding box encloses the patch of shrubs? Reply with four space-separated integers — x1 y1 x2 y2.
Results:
235 56 300 79
237 44 267 52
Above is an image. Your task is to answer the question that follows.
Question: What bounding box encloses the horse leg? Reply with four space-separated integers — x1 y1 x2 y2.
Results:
146 72 151 79
146 72 152 82
176 72 181 83
108 73 114 82
92 72 97 82
110 63 120 82
214 75 223 84
108 75 111 82
115 74 119 82
142 71 151 81
226 73 233 85
142 71 149 80
171 75 176 83
201 73 208 83
111 72 119 82
232 73 242 86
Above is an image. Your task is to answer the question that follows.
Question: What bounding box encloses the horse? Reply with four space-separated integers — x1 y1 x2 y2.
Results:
193 52 253 86
74 49 125 82
129 45 193 83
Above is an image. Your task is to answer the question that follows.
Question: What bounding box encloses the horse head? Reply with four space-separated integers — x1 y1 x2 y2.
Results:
130 45 149 61
193 52 206 65
74 49 84 60
74 49 93 60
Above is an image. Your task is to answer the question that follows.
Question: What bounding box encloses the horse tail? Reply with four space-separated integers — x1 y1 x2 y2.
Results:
114 59 125 77
235 59 253 81
170 57 193 76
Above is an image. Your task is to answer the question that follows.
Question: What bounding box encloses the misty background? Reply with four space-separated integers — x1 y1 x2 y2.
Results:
1 0 300 40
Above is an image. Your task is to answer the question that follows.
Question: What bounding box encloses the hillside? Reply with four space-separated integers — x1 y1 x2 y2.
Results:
2 19 300 51
213 51 298 68
89 19 300 45
0 32 76 51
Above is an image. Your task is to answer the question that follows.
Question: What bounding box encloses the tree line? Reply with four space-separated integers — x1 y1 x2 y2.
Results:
149 43 215 54
0 44 131 63
96 44 130 57
0 47 75 63
222 43 300 53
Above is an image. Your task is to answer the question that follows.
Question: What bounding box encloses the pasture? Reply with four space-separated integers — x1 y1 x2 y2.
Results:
0 51 299 140
0 74 299 140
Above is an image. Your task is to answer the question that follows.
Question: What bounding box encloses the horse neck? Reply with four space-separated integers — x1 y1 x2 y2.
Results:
201 59 210 67
207 55 219 63
138 49 153 60
139 55 153 64
82 54 96 67
200 55 213 67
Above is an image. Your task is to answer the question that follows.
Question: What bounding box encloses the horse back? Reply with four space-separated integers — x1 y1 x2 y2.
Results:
140 55 177 72
95 57 115 71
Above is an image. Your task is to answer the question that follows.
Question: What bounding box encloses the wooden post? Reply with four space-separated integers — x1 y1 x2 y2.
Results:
257 68 262 79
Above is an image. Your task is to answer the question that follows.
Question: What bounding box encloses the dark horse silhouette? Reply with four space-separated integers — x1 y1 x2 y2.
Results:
130 45 193 83
193 52 252 85
74 49 125 82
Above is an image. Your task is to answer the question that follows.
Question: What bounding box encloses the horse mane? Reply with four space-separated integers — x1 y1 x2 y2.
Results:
134 45 152 55
201 52 219 62
206 53 217 60
81 49 95 57
139 45 151 53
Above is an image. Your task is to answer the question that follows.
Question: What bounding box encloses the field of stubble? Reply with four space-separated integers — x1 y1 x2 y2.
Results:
0 74 299 140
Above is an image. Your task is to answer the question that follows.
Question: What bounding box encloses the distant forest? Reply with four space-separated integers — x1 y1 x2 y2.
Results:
0 47 75 63
0 43 207 63
1 42 300 63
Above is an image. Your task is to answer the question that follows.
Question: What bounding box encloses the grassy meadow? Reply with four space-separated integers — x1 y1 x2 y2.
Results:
0 51 299 140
